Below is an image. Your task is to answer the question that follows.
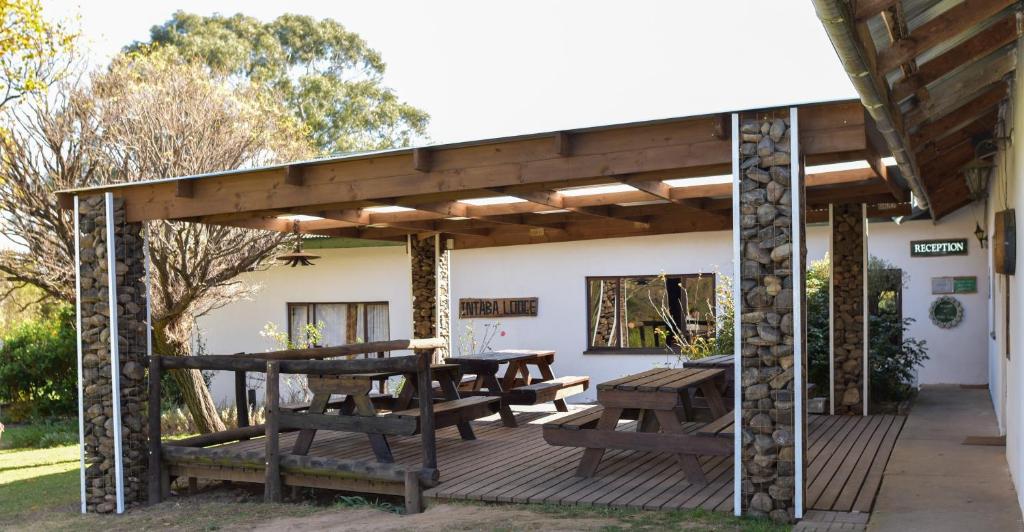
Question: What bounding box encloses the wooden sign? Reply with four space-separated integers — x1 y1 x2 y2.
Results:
459 298 538 319
911 238 968 257
994 209 1016 275
931 276 977 294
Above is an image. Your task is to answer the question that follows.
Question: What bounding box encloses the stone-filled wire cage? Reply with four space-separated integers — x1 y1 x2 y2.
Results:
736 108 808 522
76 195 149 513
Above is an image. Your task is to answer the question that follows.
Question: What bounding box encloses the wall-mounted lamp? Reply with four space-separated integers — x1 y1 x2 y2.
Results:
974 222 988 249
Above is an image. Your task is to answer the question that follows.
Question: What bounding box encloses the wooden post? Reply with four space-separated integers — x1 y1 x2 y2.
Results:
264 361 282 502
404 470 423 514
147 354 162 505
235 371 249 428
417 350 438 480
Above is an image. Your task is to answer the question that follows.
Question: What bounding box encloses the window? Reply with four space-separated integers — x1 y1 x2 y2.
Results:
586 275 715 353
287 302 390 347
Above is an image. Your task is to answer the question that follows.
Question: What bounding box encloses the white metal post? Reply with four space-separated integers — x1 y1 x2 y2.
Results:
789 107 805 520
74 196 86 513
143 225 153 360
862 203 869 417
104 192 126 514
730 112 743 516
828 204 835 416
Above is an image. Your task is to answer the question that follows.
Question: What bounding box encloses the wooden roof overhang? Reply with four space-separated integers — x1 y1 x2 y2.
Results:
816 0 1019 220
58 99 909 249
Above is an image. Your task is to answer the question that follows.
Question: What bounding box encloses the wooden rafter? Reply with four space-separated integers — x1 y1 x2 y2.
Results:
875 0 1014 74
891 13 1018 102
903 47 1016 129
490 187 652 229
911 82 1007 147
854 0 899 21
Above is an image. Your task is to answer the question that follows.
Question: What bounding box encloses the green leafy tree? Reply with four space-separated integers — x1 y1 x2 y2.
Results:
129 11 429 154
0 0 75 111
0 304 76 421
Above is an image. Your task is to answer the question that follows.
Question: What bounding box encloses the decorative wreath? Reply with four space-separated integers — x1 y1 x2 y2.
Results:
929 296 964 329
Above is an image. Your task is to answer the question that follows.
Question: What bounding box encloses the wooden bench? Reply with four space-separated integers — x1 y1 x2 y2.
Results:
695 411 734 438
391 396 500 433
507 376 590 406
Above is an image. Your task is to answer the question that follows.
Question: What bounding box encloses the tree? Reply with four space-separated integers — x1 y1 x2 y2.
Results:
129 11 429 155
0 52 313 432
0 0 74 111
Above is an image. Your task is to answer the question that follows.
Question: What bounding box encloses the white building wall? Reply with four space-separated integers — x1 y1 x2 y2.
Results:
199 210 989 405
989 43 1024 514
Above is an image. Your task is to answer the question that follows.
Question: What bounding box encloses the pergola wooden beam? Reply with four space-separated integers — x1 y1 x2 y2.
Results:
854 0 898 21
57 101 868 223
875 0 1014 74
910 82 1007 147
490 187 653 229
891 13 1018 102
903 47 1016 129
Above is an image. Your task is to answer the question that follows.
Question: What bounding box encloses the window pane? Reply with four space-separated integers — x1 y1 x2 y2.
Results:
681 276 715 339
315 303 346 347
365 303 390 342
623 277 673 348
588 279 620 348
289 304 309 347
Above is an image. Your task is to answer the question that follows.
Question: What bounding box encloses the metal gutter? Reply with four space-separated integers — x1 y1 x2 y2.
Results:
812 0 933 212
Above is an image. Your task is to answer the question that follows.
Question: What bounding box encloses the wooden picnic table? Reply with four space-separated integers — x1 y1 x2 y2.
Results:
544 367 732 484
291 363 495 463
445 350 589 428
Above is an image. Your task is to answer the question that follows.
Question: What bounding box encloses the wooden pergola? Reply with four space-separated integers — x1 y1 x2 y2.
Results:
58 98 907 250
61 98 921 521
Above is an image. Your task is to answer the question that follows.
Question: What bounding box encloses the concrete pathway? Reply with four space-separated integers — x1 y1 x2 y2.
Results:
868 385 1022 531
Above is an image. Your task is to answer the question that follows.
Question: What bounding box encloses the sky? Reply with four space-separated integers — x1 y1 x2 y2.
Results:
40 0 857 145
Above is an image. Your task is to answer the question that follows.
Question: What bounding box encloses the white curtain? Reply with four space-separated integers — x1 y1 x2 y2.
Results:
366 303 390 342
315 303 347 347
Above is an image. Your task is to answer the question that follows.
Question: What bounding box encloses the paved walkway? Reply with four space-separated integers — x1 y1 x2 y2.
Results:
868 385 1022 531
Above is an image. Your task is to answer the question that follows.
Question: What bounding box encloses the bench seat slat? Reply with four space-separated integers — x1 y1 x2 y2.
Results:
696 411 735 437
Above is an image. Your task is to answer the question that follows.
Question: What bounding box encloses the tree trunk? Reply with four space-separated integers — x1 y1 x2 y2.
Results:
155 328 226 434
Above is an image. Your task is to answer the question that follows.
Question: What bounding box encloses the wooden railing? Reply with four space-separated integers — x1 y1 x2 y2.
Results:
147 338 445 512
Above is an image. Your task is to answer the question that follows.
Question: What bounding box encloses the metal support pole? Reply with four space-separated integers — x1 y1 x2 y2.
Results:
790 107 805 520
74 196 87 514
730 112 743 517
104 192 126 514
828 204 835 416
862 203 870 417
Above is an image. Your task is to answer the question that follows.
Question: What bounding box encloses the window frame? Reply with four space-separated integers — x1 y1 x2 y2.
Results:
286 301 390 347
583 274 716 355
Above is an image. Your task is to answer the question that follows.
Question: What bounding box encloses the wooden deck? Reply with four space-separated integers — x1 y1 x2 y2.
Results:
188 410 904 513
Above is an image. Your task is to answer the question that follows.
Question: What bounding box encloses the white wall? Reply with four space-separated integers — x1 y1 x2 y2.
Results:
198 211 990 405
988 43 1024 513
868 209 990 385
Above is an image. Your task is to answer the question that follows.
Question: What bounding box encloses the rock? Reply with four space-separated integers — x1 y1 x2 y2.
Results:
769 118 786 142
745 241 771 265
757 324 780 343
754 434 777 454
769 165 790 184
756 204 777 226
746 166 771 183
842 386 861 406
740 142 757 156
769 509 792 524
746 383 770 400
751 413 774 434
764 275 782 296
740 189 767 205
766 180 785 203
770 243 791 262
757 136 774 157
770 367 793 389
750 492 774 513
773 427 794 446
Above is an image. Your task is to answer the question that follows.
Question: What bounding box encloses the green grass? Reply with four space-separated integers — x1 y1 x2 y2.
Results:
0 443 81 521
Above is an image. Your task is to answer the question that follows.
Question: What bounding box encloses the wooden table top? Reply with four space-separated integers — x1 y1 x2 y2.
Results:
446 349 555 364
683 354 734 368
596 367 724 393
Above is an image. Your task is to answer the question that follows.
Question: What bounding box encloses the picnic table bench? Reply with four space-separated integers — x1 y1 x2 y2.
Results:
446 350 589 427
287 363 498 462
543 367 732 484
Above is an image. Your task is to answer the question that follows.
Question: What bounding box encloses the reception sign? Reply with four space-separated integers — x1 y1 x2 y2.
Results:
459 297 538 318
911 238 968 257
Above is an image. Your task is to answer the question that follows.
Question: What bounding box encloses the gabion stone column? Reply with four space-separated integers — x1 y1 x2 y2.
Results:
736 110 806 523
77 195 148 512
831 204 866 415
410 234 451 362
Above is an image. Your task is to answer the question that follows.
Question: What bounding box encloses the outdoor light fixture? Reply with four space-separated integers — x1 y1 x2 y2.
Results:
975 222 988 249
963 139 997 250
963 139 996 202
276 220 320 267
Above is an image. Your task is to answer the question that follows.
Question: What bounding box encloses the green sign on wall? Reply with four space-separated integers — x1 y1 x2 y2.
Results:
931 276 978 294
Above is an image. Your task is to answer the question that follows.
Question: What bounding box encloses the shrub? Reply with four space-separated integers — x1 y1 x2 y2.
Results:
0 305 76 422
0 419 77 449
